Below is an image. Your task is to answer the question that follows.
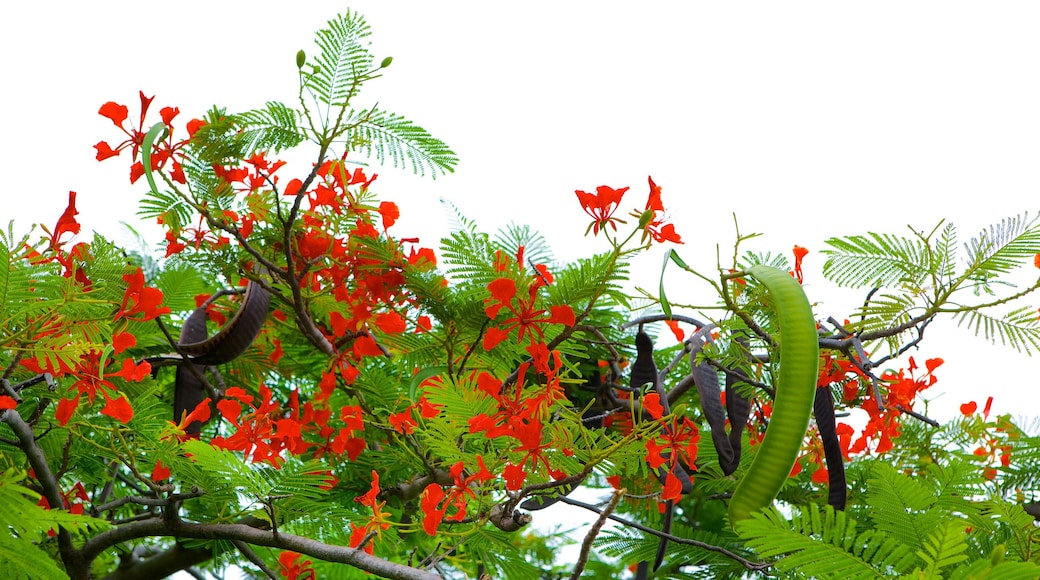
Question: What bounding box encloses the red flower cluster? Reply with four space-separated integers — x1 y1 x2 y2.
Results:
420 456 494 535
641 392 699 500
349 471 392 554
483 246 574 350
468 343 569 490
94 91 202 184
210 386 367 466
851 357 943 454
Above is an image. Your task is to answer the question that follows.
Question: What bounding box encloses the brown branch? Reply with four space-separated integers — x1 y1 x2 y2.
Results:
0 407 84 572
80 516 439 580
569 488 623 580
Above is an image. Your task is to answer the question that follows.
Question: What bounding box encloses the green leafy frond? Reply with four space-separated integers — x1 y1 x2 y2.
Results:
737 504 916 579
188 106 249 166
963 213 1040 278
914 520 969 576
822 232 930 288
864 462 943 552
981 500 1040 565
925 461 991 532
0 534 67 580
934 221 958 280
857 290 918 342
494 223 553 266
952 305 1040 354
596 526 662 565
343 108 458 177
465 527 545 580
231 101 307 155
307 11 374 105
548 252 631 311
440 218 497 284
948 558 1040 580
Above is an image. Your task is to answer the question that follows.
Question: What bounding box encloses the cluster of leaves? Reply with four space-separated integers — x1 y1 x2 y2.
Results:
2 9 1040 580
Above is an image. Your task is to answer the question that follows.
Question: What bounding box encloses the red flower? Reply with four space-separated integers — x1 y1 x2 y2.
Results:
152 460 171 482
114 268 171 322
278 551 315 580
482 276 574 349
576 185 628 235
111 331 136 354
50 191 81 250
349 471 391 553
94 91 197 184
170 398 212 439
664 320 684 341
792 245 809 283
420 484 446 535
101 394 134 423
640 177 683 244
379 201 399 230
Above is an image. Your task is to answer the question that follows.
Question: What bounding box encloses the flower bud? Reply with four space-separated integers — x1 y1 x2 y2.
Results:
637 209 654 229
296 50 306 69
380 56 393 69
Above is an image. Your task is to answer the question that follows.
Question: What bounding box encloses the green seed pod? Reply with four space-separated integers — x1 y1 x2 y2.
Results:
380 56 393 68
296 50 306 69
728 265 818 530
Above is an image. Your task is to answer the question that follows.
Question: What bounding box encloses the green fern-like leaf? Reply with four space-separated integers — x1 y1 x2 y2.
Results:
865 462 942 552
915 520 969 575
981 500 1040 565
737 504 916 579
0 534 67 580
494 223 553 266
137 185 194 230
343 108 457 177
952 305 1040 354
307 11 374 105
963 213 1040 278
822 232 930 288
231 101 306 155
933 221 958 280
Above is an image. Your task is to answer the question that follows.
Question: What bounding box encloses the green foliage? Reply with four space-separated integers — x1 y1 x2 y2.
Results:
342 107 459 177
821 214 1040 352
0 469 108 580
739 503 916 579
305 11 375 106
6 9 1040 580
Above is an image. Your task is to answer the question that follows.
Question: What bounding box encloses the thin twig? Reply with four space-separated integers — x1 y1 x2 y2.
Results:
894 404 941 428
569 489 624 580
231 540 279 579
557 496 769 572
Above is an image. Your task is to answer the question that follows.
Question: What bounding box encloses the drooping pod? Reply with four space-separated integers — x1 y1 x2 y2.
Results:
728 265 819 528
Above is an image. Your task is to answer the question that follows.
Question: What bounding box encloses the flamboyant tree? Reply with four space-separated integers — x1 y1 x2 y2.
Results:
3 11 1040 580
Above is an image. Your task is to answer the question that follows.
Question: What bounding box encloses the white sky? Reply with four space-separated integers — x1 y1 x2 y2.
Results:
4 2 1039 445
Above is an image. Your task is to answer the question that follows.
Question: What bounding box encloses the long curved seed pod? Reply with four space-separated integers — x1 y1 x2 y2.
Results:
728 265 819 528
724 337 752 474
814 385 847 510
689 328 738 472
178 280 272 365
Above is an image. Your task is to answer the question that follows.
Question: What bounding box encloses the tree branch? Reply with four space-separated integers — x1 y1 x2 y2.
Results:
81 516 438 580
